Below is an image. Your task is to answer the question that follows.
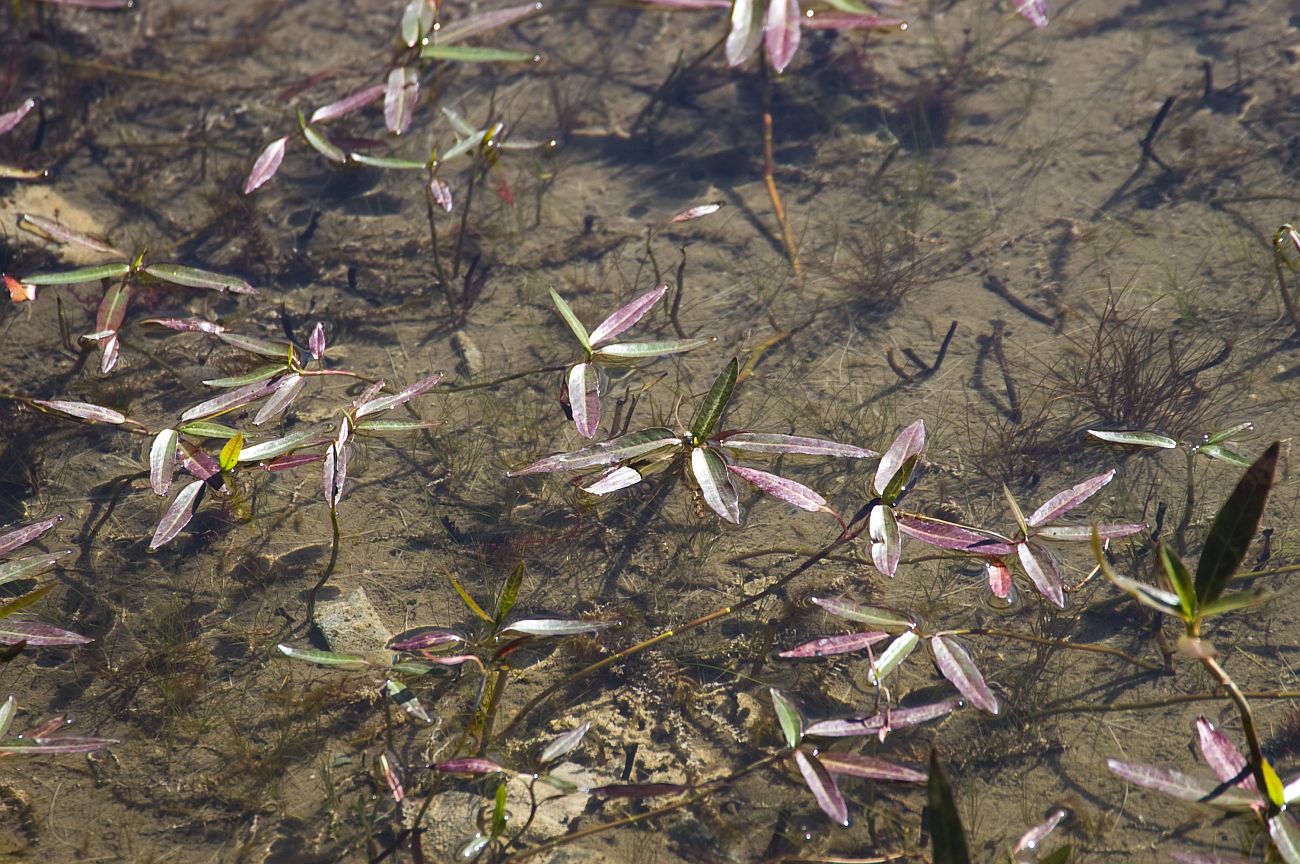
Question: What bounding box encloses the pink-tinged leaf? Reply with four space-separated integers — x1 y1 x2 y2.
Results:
499 619 616 637
805 698 960 738
149 429 178 496
1035 522 1146 541
509 427 681 475
388 629 464 652
0 736 118 755
253 373 305 426
725 0 763 66
896 514 1016 556
0 99 36 136
238 429 323 463
779 630 888 658
1107 760 1256 809
589 283 669 347
148 479 205 550
810 597 914 631
720 432 876 459
567 362 601 438
355 373 443 417
1026 470 1115 528
728 464 827 513
802 11 905 30
1270 813 1300 864
873 420 924 496
384 66 419 135
323 441 349 507
4 275 36 303
383 678 430 723
351 380 385 411
308 322 326 360
931 635 999 714
433 757 506 774
430 177 454 212
18 212 123 256
244 136 288 195
0 550 71 586
432 1 543 44
0 515 64 557
1013 808 1067 855
1019 541 1064 608
691 447 740 523
178 442 220 482
380 752 405 804
180 379 277 422
587 783 688 799
986 559 1013 600
869 505 901 577
31 399 126 425
0 619 92 647
142 317 227 334
310 85 385 125
583 465 644 495
419 653 484 669
794 749 849 826
1012 0 1049 28
263 451 324 472
540 721 591 765
97 332 120 373
143 263 255 295
94 281 129 354
817 752 926 783
763 0 801 74
1196 717 1253 789
669 202 724 223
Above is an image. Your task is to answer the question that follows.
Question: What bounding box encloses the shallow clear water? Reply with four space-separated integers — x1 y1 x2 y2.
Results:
0 0 1298 861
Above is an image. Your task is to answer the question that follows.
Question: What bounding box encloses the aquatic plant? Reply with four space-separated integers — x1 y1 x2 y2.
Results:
508 358 875 523
0 694 117 756
0 97 42 180
0 515 88 651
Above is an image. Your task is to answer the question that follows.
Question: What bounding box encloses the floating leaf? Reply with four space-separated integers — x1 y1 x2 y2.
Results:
725 0 764 66
763 0 801 73
809 597 914 632
874 420 924 498
869 504 901 577
1195 717 1252 789
400 0 434 46
21 263 129 285
540 722 591 765
508 427 680 475
0 516 64 557
301 121 347 163
720 432 875 459
589 283 668 346
31 399 126 425
308 322 326 360
986 560 1013 600
1195 442 1278 607
770 688 803 748
801 10 904 29
1012 0 1049 28
690 447 740 523
178 421 240 438
1019 541 1064 608
567 362 601 438
310 86 385 125
385 678 431 723
795 749 848 826
0 696 13 738
355 373 443 417
1026 471 1114 528
778 630 887 659
868 629 918 686
805 698 960 738
355 419 440 434
432 1 542 44
593 338 714 361
1014 808 1068 856
728 464 827 513
586 782 688 798
244 136 287 194
180 378 276 422
498 619 616 638
0 736 118 756
203 365 283 389
689 359 738 444
18 212 122 255
669 202 723 223
149 429 178 496
238 429 322 463
148 480 205 550
1035 523 1146 541
0 99 36 136
582 465 644 495
0 551 71 587
388 629 464 652
276 643 369 669
1270 813 1300 864
548 288 591 351
218 433 244 472
0 620 91 647
817 752 926 783
931 636 998 714
253 373 305 425
1108 759 1255 809
420 45 535 63
143 263 255 294
896 514 1015 555
1086 429 1177 449
217 331 295 358
384 66 419 135
432 757 506 774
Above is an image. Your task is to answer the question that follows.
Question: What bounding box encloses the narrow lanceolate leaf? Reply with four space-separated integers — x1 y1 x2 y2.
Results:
691 447 740 523
795 749 848 826
178 421 240 438
1195 442 1278 607
764 0 801 74
928 750 971 864
720 433 876 459
1195 717 1252 788
669 202 723 223
1035 522 1146 541
1205 422 1254 447
540 722 591 765
302 122 347 163
384 66 419 135
22 263 129 285
310 85 385 125
548 288 590 351
0 551 72 587
868 629 919 686
355 373 443 417
95 281 128 340
149 429 178 496
218 332 296 360
276 643 370 669
1107 760 1255 809
142 316 226 334
1270 814 1300 864
1197 444 1252 467
725 0 764 66
0 619 92 647
508 427 681 475
1014 809 1068 856
567 362 601 438
0 164 44 180
770 688 803 748
143 263 255 295
1160 543 1197 619
238 429 323 463
323 441 348 507
728 465 827 513
420 45 535 62
253 373 305 425
1018 541 1064 608
180 379 276 422
589 284 669 346
433 757 507 774
874 420 924 497
498 619 616 638
869 504 901 577
18 213 122 256
244 136 288 194
817 752 926 783
583 466 644 495
355 419 441 434
896 514 1015 556
1013 0 1049 28
1086 429 1177 448
0 696 13 738
0 515 64 557
1027 471 1115 528
217 434 247 472
689 359 738 444
0 736 119 756
778 630 888 659
594 338 715 361
801 11 904 30
0 99 36 136
31 399 126 425
308 322 326 360
148 479 205 550
931 636 998 714
986 560 1013 600
203 364 283 388
385 678 431 723
805 698 960 738
810 597 914 632
440 128 488 162
432 1 541 43
179 442 221 482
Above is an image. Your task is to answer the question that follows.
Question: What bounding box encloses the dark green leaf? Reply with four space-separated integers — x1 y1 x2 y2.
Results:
689 359 738 445
1158 543 1197 620
927 749 971 864
420 44 535 63
494 561 525 627
22 263 130 285
769 688 803 748
1195 442 1278 607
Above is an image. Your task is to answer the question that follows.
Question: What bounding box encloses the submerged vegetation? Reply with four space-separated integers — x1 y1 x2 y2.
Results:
0 0 1297 861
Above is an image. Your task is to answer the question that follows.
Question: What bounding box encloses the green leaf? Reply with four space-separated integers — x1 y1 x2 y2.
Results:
355 419 441 434
689 359 738 445
1003 484 1028 537
1264 757 1287 809
0 696 14 738
178 421 240 439
491 781 508 838
1195 442 1278 607
420 44 535 63
1204 422 1254 446
769 688 803 748
22 263 130 285
300 119 347 164
1158 543 1197 620
1199 589 1271 618
548 288 590 352
347 153 427 170
202 364 284 388
592 337 713 361
494 561 525 627
276 644 370 670
1196 443 1252 467
927 750 971 864
1093 529 1184 619
448 572 493 623
1087 429 1178 448
218 433 243 472
142 263 255 294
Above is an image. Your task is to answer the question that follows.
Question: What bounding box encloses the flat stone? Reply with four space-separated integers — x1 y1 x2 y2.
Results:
313 587 392 656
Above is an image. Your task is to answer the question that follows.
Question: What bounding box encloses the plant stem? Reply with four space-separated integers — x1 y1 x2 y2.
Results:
760 57 801 279
304 503 341 629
